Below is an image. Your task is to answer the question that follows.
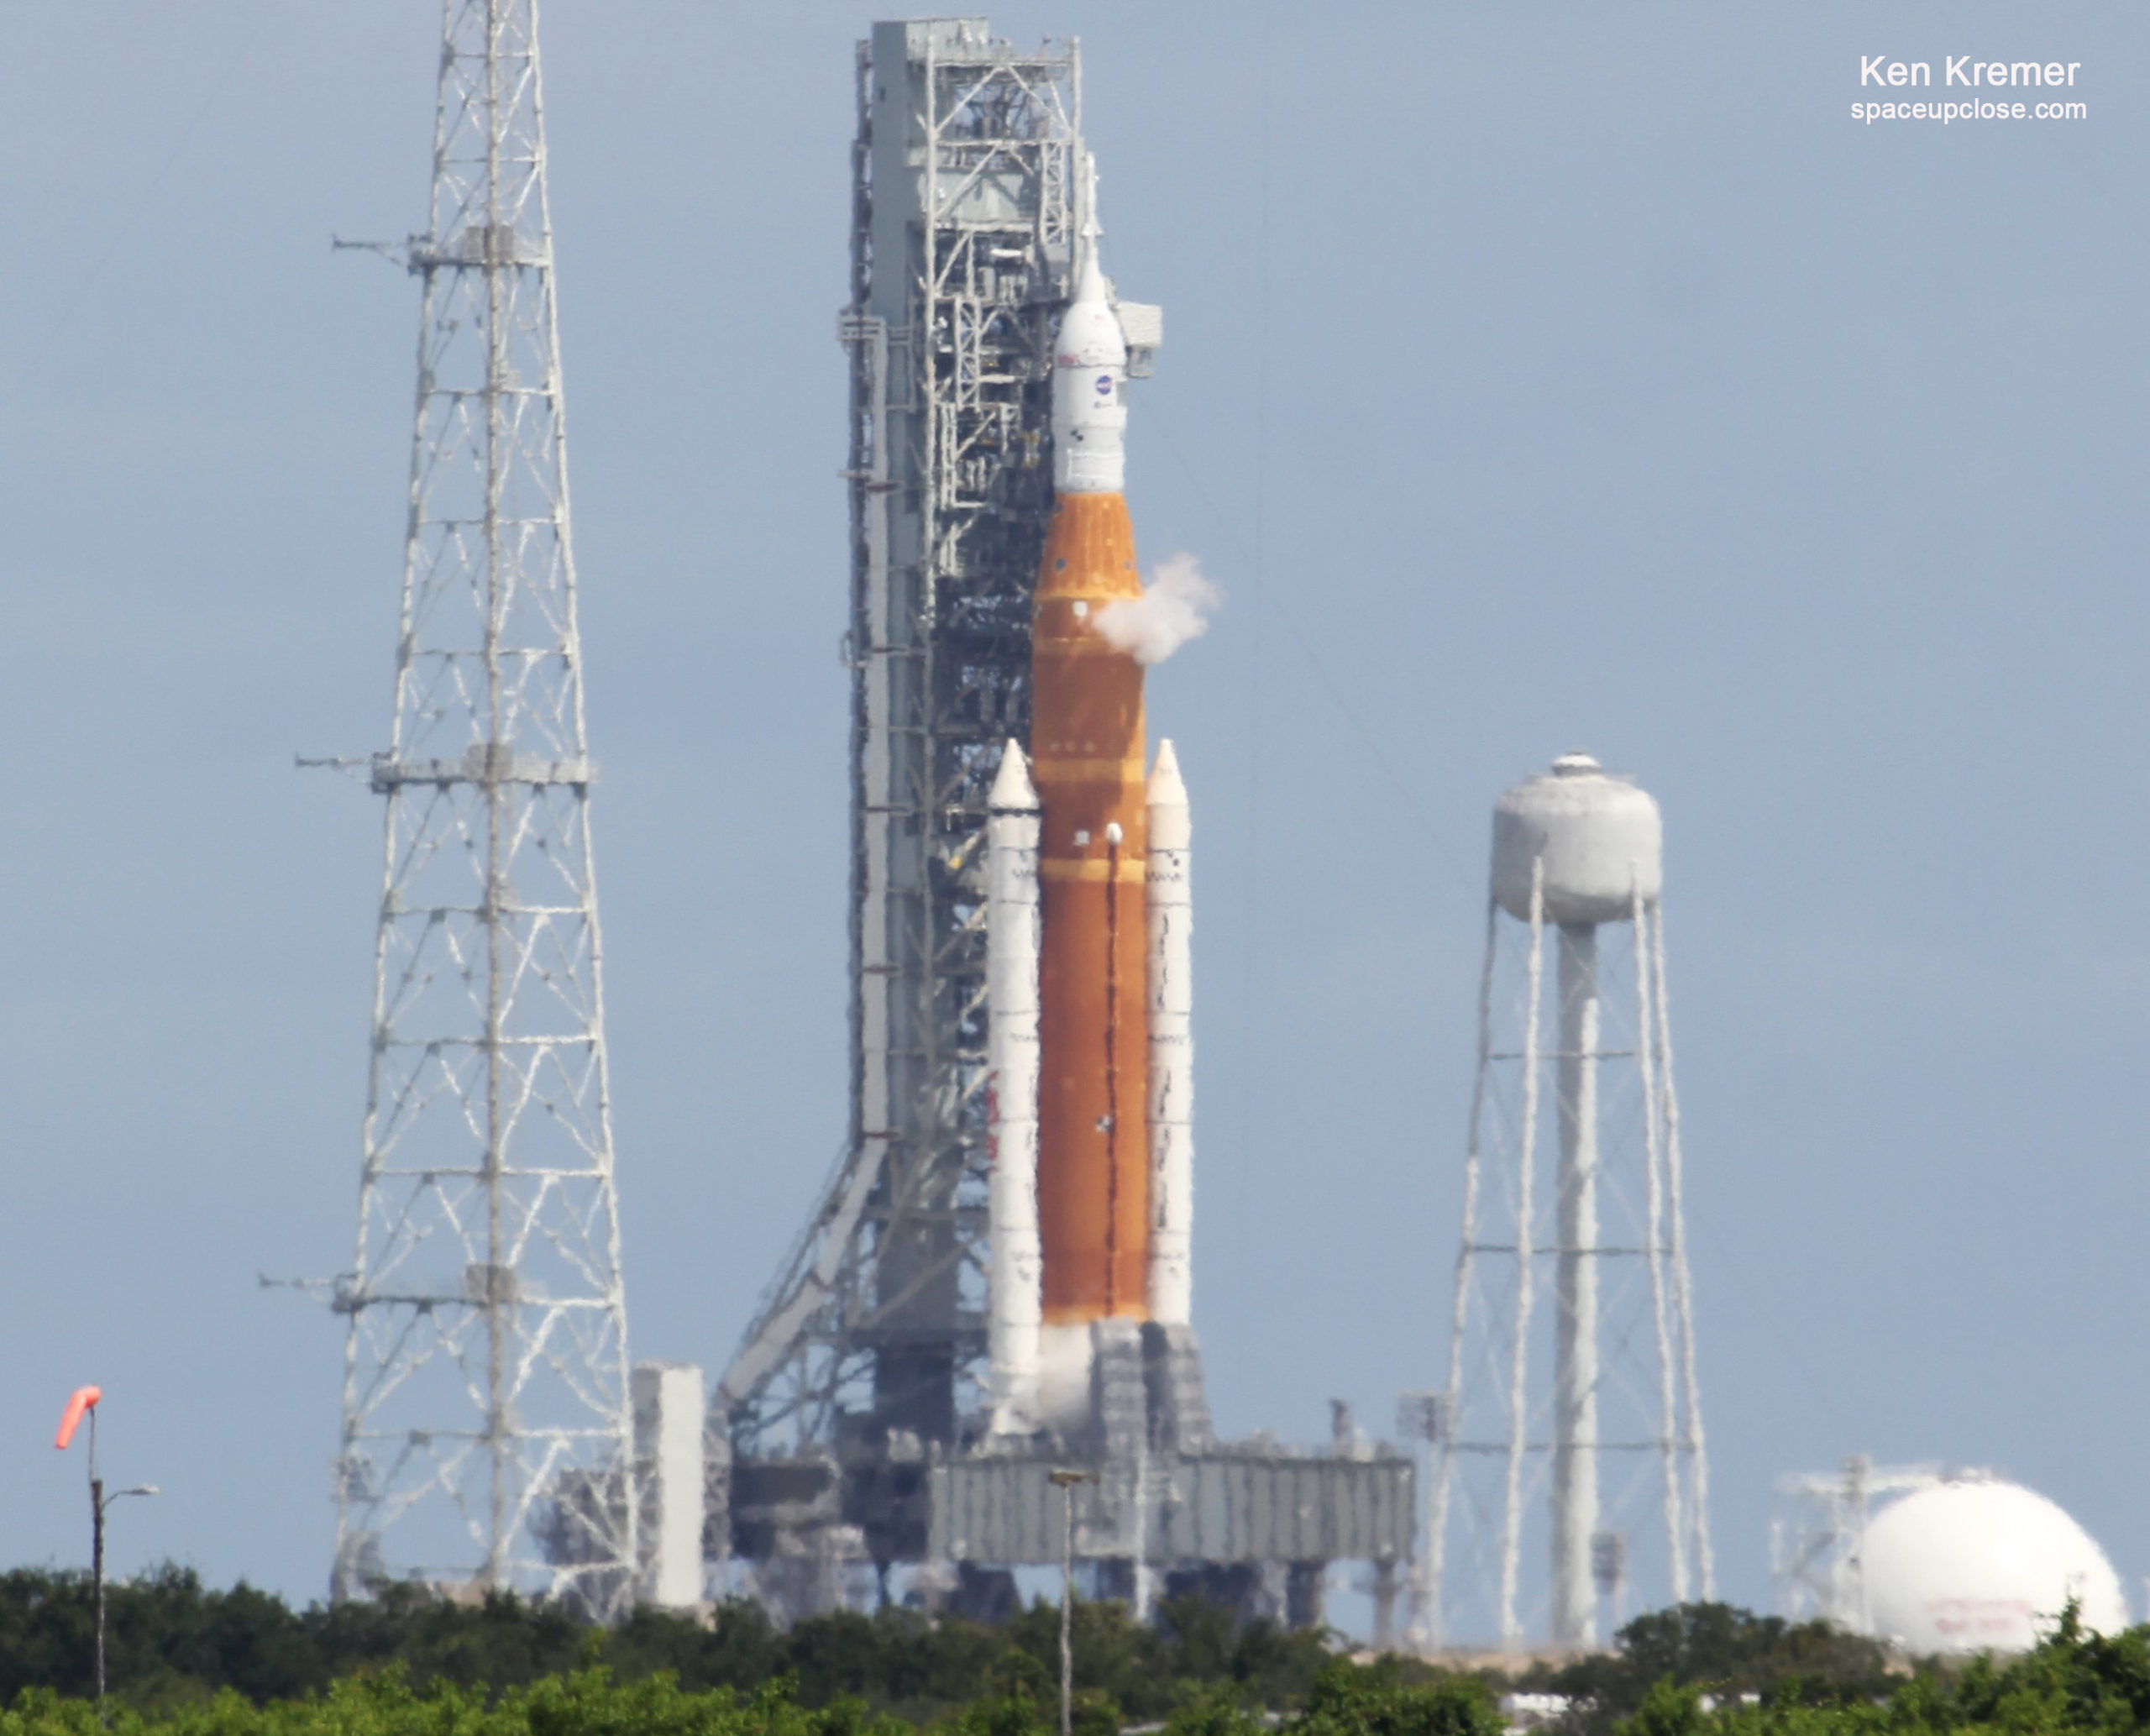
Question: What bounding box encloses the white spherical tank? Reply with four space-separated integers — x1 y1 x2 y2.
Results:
1864 1479 2128 1655
1491 753 1664 926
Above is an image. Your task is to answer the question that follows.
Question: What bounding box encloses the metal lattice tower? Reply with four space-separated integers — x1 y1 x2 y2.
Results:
717 20 1089 1581
330 0 635 1608
1425 756 1712 1652
1771 1457 1947 1632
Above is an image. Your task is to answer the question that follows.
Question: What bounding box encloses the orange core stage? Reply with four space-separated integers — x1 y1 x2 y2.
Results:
1030 490 1151 1324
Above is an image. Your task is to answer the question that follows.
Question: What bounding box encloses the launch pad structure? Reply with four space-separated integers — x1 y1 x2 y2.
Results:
713 18 1415 1627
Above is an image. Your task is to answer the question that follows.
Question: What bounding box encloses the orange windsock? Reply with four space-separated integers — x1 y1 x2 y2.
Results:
55 1386 101 1451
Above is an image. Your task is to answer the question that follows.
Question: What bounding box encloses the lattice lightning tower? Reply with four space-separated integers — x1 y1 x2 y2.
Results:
330 0 635 1608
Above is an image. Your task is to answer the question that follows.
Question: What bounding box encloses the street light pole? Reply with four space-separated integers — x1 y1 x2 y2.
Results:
91 1476 160 1719
1049 1469 1094 1736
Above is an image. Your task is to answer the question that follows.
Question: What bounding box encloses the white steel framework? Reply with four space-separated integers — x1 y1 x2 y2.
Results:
718 21 1086 1550
1771 1457 1948 1633
331 0 635 1609
1426 876 1711 1650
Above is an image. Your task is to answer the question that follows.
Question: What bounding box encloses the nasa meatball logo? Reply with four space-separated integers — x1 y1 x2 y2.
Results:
1094 373 1114 396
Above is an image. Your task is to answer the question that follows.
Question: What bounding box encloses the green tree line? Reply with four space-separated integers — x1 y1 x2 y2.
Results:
0 1571 2142 1736
0 1569 1333 1720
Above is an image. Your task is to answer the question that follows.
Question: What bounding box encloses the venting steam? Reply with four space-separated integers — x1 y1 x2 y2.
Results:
1093 553 1222 665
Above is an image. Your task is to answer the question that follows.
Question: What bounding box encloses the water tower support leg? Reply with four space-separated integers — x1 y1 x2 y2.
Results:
1551 920 1601 1651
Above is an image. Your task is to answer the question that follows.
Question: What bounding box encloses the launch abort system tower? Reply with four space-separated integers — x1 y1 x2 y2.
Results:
716 18 1413 1626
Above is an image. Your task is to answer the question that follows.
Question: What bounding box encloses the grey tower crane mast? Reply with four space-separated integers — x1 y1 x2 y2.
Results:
327 0 636 1612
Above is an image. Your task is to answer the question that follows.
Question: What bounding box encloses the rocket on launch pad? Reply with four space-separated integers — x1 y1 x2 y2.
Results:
723 30 1416 1628
985 179 1197 1442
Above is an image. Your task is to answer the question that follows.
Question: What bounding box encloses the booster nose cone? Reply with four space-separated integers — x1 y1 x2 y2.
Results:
988 740 1041 812
1146 737 1188 816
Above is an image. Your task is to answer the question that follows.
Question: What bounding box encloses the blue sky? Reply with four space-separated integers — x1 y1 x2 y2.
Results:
3 0 2147 1634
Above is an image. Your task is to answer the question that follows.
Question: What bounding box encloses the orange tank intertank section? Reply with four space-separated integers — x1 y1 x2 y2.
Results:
1030 490 1151 1325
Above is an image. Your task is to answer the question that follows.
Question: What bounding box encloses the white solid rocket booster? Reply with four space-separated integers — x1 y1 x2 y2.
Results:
985 741 1044 1434
1146 739 1193 1326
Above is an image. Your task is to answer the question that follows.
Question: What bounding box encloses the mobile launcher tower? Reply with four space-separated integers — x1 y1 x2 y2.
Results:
713 18 1413 1626
1425 757 1713 1652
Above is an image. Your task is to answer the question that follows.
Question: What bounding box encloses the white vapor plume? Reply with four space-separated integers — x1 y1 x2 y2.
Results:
1093 553 1223 666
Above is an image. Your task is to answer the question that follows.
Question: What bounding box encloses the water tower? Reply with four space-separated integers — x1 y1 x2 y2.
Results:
1424 753 1713 1651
